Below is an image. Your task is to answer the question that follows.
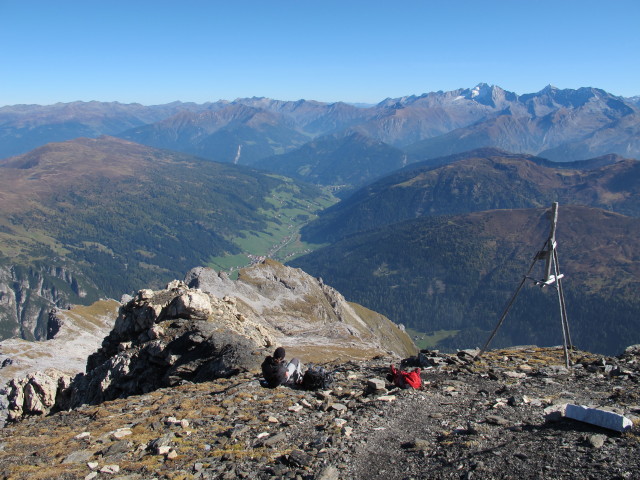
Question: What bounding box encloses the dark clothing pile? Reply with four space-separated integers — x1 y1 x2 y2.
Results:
261 355 287 388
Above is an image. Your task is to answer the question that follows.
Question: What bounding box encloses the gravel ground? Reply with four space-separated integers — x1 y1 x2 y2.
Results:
0 346 638 480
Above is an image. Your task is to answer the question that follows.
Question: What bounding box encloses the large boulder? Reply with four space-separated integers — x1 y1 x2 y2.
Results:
68 280 275 408
4 369 71 423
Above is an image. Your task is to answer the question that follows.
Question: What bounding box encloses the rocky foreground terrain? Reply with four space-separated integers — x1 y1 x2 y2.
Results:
0 345 638 480
0 261 638 479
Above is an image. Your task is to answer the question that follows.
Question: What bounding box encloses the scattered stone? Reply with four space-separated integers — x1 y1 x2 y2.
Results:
315 465 340 480
157 445 172 455
377 395 396 402
588 434 607 449
74 432 91 440
288 403 303 412
485 415 510 426
101 439 132 457
544 404 567 422
62 449 94 464
330 403 347 412
367 378 386 391
334 418 347 428
263 432 287 447
111 428 132 439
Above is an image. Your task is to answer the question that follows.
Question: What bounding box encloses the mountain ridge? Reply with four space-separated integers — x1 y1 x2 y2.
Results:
2 84 639 168
300 148 640 244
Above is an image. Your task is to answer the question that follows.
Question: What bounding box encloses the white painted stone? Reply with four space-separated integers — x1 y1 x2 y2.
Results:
565 404 633 432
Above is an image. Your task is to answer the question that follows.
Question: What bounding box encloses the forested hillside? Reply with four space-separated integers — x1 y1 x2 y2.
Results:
291 206 640 355
0 136 334 339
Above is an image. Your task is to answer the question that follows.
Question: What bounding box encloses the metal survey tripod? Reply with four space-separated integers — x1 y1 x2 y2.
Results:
475 202 573 367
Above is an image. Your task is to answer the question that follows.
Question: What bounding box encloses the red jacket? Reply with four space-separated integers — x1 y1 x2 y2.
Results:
390 365 422 389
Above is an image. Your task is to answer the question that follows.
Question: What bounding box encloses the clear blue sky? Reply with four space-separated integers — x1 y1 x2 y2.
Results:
1 0 638 106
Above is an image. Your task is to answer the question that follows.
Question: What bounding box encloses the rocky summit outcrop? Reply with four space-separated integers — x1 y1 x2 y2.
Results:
184 259 417 362
67 279 276 409
1 260 415 425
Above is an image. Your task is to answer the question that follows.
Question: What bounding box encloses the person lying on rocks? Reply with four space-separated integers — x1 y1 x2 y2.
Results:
261 346 304 388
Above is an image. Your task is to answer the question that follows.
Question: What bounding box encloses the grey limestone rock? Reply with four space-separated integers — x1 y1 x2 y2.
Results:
67 281 275 408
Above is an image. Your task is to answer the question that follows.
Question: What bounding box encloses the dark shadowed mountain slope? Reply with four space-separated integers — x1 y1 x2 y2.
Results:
254 131 412 189
291 206 640 356
0 136 331 340
301 149 640 243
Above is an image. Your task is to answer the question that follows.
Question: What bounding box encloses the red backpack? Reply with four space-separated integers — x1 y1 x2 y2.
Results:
390 365 422 389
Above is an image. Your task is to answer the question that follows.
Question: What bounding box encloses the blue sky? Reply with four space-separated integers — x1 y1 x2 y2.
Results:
1 0 638 106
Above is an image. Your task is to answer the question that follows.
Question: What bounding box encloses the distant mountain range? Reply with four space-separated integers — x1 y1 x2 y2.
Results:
1 84 639 355
2 85 639 182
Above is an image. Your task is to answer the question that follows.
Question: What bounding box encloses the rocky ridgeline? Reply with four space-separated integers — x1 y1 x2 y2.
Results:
0 346 638 479
2 260 415 424
183 260 416 360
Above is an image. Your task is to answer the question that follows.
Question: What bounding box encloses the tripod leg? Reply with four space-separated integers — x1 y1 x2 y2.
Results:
477 275 527 360
476 241 547 362
554 249 573 348
552 249 571 367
